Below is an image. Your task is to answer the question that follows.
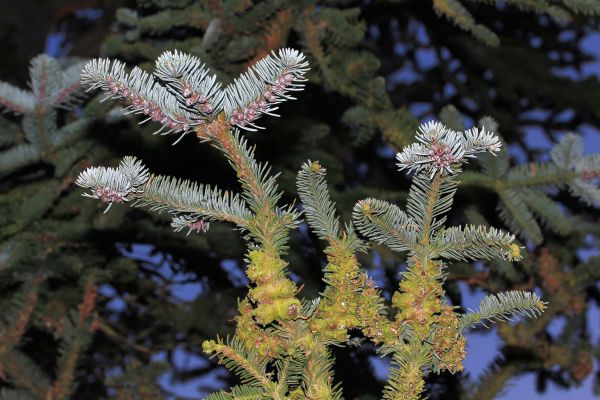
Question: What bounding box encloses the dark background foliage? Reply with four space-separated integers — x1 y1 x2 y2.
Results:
1 1 600 399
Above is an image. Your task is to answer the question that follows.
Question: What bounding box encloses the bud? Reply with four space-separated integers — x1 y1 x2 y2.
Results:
310 160 322 173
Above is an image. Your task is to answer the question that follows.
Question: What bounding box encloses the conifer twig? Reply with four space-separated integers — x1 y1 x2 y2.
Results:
75 48 556 400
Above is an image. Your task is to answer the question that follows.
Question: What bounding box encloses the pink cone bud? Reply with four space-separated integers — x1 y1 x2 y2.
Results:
200 102 213 113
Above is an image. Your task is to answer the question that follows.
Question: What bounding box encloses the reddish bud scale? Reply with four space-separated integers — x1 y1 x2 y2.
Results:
105 76 192 133
230 71 295 127
181 84 213 114
428 142 456 169
187 219 209 233
580 170 600 180
94 187 126 203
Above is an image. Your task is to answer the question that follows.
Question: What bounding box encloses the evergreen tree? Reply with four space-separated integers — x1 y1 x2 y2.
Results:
1 1 600 399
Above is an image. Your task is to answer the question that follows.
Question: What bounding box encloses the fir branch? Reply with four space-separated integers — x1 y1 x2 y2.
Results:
396 121 500 178
301 349 342 400
394 121 502 240
497 189 543 244
0 349 51 399
435 0 600 46
204 385 264 400
383 344 431 400
352 198 417 252
76 156 252 229
433 0 500 46
432 224 521 262
568 177 600 206
396 121 465 177
274 347 305 393
459 291 546 332
1 274 44 347
406 171 458 243
82 47 309 136
463 358 522 400
81 58 199 142
558 134 600 204
29 55 62 105
0 144 40 173
199 124 299 250
135 174 252 228
53 319 90 400
79 48 308 249
297 160 363 251
520 189 572 235
297 161 341 243
462 132 599 242
0 54 91 175
223 48 309 131
0 82 35 114
72 42 560 399
53 61 88 108
154 50 223 117
203 337 274 390
22 109 57 150
75 156 150 212
208 127 283 214
551 132 583 170
48 119 91 148
505 162 569 188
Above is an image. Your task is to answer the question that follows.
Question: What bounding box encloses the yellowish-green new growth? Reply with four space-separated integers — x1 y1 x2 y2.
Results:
75 49 548 400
